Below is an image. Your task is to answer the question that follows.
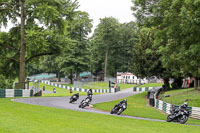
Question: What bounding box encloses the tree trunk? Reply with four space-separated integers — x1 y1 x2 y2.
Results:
194 78 197 89
19 0 26 88
76 70 80 81
195 78 200 90
57 71 61 82
171 77 183 89
69 69 73 84
163 78 170 91
104 47 109 81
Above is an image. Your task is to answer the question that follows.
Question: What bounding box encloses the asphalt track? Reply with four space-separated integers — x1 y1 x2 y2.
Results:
13 88 200 126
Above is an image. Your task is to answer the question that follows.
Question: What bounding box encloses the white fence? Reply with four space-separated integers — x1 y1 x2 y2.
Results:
40 80 120 93
117 79 147 84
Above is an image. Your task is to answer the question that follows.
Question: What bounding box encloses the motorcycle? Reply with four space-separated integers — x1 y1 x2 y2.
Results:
166 106 189 124
79 96 92 108
110 102 127 115
69 93 79 103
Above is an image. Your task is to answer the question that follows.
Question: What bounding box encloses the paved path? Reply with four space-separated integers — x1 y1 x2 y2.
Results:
13 88 199 126
13 88 139 113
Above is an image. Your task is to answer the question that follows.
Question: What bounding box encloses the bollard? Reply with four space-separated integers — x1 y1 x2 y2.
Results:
43 86 45 91
53 88 56 93
70 88 73 93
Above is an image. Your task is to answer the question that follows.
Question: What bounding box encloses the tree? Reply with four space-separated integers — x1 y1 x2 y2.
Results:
114 22 138 73
0 0 78 86
58 11 92 83
90 17 121 80
156 0 200 89
90 19 139 79
132 27 171 90
132 0 200 89
39 55 63 82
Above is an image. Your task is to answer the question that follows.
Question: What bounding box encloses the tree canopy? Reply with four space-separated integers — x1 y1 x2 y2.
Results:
0 0 79 84
132 0 200 89
90 17 138 79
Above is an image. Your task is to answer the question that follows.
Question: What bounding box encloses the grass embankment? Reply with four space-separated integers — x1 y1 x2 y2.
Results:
118 83 138 90
32 83 87 97
0 98 199 133
95 93 166 120
63 82 138 90
138 83 163 87
160 88 200 107
94 92 200 125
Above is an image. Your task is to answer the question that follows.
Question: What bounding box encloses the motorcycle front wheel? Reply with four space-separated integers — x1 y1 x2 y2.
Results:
179 115 188 124
166 114 173 122
110 108 116 114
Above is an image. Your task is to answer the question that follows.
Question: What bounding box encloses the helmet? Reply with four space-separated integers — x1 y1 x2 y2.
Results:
183 102 188 108
124 99 127 103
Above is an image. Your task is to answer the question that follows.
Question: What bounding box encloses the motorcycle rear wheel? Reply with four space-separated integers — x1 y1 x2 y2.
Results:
69 99 73 103
179 115 188 124
117 108 123 115
82 103 88 108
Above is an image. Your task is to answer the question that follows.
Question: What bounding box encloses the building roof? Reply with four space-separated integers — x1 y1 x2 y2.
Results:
117 72 135 76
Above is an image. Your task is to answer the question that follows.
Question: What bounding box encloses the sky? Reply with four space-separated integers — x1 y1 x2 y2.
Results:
78 0 135 34
0 0 135 33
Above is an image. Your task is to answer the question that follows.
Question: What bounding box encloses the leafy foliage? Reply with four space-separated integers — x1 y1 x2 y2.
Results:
0 74 13 89
132 0 200 89
90 18 138 77
0 0 79 81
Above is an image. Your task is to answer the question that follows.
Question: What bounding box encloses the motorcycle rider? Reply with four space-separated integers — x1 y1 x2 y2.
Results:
69 93 79 103
72 93 79 99
110 99 127 114
87 89 93 99
87 89 93 96
118 99 127 109
174 102 188 117
79 90 93 108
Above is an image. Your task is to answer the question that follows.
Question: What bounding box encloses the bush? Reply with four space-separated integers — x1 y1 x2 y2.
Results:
0 75 14 89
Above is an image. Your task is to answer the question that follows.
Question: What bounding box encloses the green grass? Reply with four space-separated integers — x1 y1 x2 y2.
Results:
31 83 87 97
138 83 163 87
94 92 200 125
117 83 138 90
95 93 166 120
59 83 73 87
0 98 199 133
160 88 200 107
64 82 138 90
62 82 109 89
83 82 109 89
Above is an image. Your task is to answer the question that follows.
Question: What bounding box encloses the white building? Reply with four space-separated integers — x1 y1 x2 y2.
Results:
116 72 147 84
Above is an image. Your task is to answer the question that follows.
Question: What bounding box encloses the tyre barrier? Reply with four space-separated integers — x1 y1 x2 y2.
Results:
0 89 33 98
133 86 162 92
133 87 153 92
154 99 200 120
